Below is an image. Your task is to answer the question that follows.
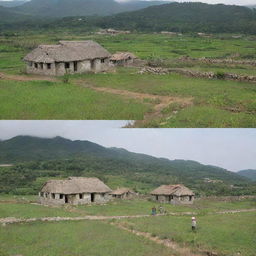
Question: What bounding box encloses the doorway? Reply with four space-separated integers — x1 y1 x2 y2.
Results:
91 193 95 203
74 61 78 72
64 195 68 204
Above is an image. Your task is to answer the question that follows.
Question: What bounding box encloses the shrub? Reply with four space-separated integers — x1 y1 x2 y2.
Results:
215 71 225 80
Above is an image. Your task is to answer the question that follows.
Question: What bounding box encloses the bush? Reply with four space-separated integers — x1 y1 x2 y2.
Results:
62 74 70 83
215 71 225 80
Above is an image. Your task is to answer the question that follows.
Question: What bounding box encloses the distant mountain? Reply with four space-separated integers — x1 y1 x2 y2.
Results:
0 6 34 23
237 170 256 181
0 135 249 186
96 2 256 34
10 0 170 17
0 0 28 7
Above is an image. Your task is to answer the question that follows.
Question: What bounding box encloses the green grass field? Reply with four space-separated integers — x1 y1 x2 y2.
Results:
120 212 256 256
0 33 256 126
0 197 254 218
0 198 255 256
0 79 149 120
0 221 172 256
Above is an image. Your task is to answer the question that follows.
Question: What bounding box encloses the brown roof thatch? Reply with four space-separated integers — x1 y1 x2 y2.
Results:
41 177 112 194
110 52 137 61
109 187 135 195
24 41 111 63
151 184 194 196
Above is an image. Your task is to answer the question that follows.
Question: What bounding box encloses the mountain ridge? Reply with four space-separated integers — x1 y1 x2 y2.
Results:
9 0 170 17
0 135 250 185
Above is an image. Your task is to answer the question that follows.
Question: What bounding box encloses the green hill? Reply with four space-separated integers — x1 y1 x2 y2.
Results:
10 0 169 17
96 2 256 34
1 136 253 197
0 6 34 24
238 170 256 181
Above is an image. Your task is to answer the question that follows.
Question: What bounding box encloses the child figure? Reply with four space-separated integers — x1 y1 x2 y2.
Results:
191 216 197 231
152 206 157 216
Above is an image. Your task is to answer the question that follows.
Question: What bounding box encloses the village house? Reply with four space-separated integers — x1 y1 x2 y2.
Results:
110 187 136 199
110 52 137 66
39 177 112 205
150 184 195 205
23 40 111 76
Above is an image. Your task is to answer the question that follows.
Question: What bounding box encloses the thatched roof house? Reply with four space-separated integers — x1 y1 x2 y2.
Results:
24 41 111 76
110 187 135 199
110 52 137 66
39 177 112 205
151 184 195 204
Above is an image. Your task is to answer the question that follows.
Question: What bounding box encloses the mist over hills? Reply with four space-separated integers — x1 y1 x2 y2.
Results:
238 170 256 181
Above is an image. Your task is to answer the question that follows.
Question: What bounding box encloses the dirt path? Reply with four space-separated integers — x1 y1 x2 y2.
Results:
0 72 57 82
76 81 193 126
1 208 255 225
114 222 207 256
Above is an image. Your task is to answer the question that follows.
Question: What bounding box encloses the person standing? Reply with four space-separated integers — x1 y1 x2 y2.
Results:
191 216 197 231
152 206 157 215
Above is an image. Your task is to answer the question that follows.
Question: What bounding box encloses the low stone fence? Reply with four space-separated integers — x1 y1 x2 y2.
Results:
138 67 256 83
178 56 256 66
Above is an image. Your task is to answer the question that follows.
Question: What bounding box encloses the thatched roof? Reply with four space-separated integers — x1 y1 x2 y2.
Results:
24 41 111 63
110 52 137 61
41 177 112 194
151 184 194 196
109 187 134 195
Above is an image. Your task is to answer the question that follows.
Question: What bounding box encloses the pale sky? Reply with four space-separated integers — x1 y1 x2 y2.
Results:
0 121 255 172
2 0 256 5
116 0 256 6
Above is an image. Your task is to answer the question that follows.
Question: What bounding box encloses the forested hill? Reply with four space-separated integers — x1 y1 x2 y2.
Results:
238 170 256 181
0 135 250 186
95 2 256 34
10 0 169 17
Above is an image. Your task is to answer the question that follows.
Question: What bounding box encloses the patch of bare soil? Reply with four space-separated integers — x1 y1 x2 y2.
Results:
76 81 193 127
0 72 57 82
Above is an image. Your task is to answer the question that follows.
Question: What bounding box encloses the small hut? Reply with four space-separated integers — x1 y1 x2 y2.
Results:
151 184 194 204
23 40 111 76
110 188 135 199
39 177 112 205
110 52 137 66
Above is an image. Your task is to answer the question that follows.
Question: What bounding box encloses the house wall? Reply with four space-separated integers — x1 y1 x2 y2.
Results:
39 192 110 206
26 62 56 76
26 58 110 76
151 195 194 205
78 60 92 73
39 192 65 206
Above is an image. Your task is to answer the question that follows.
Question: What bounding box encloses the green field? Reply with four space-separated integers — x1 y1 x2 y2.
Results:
0 197 255 256
119 212 256 256
0 33 256 126
0 197 255 218
0 221 172 256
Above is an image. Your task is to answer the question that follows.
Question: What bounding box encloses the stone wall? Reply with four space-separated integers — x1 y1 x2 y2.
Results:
138 67 256 83
26 62 56 76
39 192 110 206
178 56 256 66
26 58 111 76
151 195 194 205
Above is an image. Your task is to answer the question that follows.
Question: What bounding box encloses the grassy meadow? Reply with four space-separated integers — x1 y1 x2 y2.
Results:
0 221 173 256
0 197 255 256
0 33 256 126
119 212 256 256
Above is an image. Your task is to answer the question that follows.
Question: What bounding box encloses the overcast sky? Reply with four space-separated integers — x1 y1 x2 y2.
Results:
116 0 256 6
0 121 255 172
2 0 256 5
